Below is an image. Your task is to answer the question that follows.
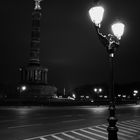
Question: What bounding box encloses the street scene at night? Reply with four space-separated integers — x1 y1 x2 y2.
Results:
1 0 140 139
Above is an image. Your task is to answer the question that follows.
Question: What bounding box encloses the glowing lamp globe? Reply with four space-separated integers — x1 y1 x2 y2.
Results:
111 22 125 40
89 6 104 27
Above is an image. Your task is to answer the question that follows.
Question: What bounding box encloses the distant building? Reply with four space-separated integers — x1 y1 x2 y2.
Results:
18 0 57 99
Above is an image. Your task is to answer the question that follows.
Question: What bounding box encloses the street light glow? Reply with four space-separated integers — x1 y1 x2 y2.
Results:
72 93 76 99
94 87 102 93
111 22 125 40
94 88 97 92
118 94 121 97
104 95 107 98
122 95 126 98
21 85 27 92
99 95 103 98
99 88 102 92
89 6 104 27
134 90 138 94
133 90 138 97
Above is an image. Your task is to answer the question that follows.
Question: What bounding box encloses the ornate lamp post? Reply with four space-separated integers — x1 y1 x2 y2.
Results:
89 5 125 140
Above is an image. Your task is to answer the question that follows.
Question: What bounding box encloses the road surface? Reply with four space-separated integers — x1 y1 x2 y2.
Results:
0 105 140 140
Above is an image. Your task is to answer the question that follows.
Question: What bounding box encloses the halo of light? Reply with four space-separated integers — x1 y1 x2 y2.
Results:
89 6 104 26
21 85 27 92
111 22 125 40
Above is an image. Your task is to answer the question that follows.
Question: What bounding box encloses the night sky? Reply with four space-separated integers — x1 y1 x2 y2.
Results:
0 0 140 90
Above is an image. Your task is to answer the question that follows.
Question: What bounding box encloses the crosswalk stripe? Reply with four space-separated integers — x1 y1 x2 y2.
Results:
51 135 64 140
95 126 106 131
80 129 108 139
97 124 135 140
40 138 47 140
88 127 108 135
124 121 140 126
121 121 140 127
89 127 130 140
101 124 108 128
117 131 133 138
128 120 140 125
103 124 139 133
125 120 135 122
123 120 140 123
118 136 128 140
23 119 140 140
117 123 140 130
131 120 140 123
119 129 136 135
61 132 81 140
117 125 138 132
96 125 136 136
71 131 98 140
121 122 140 129
122 122 140 127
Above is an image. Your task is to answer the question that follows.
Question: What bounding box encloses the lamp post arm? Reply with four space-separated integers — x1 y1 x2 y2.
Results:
94 25 109 48
108 34 120 47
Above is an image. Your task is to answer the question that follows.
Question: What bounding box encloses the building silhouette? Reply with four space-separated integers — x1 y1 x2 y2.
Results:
18 0 57 99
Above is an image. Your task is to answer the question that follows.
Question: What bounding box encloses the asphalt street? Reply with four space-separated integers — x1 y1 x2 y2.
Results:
0 105 140 140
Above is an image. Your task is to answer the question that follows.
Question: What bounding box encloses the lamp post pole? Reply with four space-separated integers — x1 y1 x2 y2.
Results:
95 26 119 140
107 45 118 140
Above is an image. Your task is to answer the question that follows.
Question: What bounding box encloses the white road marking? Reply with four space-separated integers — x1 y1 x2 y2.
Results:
117 136 128 140
62 119 85 123
125 120 140 125
117 123 140 130
71 131 98 140
121 121 140 128
8 124 42 129
117 131 133 138
80 129 108 139
96 124 136 139
95 126 106 131
61 132 81 140
119 129 136 135
121 120 140 127
88 127 108 135
129 120 140 123
117 125 138 132
124 120 135 122
103 124 139 133
51 135 64 140
23 119 140 140
40 138 48 140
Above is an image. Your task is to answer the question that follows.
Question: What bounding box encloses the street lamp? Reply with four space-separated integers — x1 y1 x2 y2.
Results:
20 85 27 93
111 22 125 40
89 5 125 140
133 90 138 94
94 87 103 93
89 6 104 27
133 90 139 103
